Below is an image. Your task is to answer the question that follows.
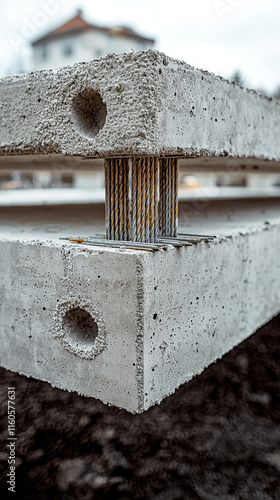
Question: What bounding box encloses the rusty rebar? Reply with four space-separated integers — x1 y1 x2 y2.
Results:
118 159 123 241
173 158 178 237
132 158 137 242
106 156 178 243
170 158 178 237
150 157 155 242
129 157 159 243
105 159 111 240
110 159 115 240
140 159 147 242
136 159 142 242
114 159 119 240
105 158 130 241
145 158 150 243
159 158 178 238
124 159 129 241
166 158 171 237
150 157 158 243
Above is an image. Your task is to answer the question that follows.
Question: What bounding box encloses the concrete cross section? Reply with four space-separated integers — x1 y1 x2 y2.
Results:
1 50 280 411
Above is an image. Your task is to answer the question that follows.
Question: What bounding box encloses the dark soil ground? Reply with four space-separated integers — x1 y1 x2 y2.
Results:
1 314 280 500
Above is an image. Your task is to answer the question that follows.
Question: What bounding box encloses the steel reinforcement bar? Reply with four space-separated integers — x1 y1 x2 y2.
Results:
105 157 179 243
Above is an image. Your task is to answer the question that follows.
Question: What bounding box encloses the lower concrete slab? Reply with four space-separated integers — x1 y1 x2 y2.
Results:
1 200 280 412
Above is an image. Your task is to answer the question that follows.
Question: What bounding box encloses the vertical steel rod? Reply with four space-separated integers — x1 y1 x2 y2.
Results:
124 160 129 241
140 159 146 242
114 159 119 240
145 158 150 243
132 158 137 242
136 159 142 242
152 157 159 242
159 158 179 238
105 159 111 240
172 158 178 237
119 159 124 241
110 159 115 240
105 156 175 243
105 158 130 241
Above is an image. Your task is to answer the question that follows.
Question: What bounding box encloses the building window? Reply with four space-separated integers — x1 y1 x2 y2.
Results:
41 44 48 60
63 45 73 57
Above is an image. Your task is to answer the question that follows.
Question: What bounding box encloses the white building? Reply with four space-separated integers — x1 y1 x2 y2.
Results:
32 9 155 71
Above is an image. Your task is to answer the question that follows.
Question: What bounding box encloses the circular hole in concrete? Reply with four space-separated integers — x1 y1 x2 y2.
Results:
63 307 98 350
72 89 107 139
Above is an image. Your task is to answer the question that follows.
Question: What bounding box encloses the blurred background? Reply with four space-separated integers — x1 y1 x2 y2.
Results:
0 0 280 204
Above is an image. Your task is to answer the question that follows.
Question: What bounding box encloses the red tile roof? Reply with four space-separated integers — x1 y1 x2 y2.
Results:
32 12 154 45
48 14 93 35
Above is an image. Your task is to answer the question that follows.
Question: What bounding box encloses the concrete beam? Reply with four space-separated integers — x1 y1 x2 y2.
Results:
0 50 280 161
1 201 280 412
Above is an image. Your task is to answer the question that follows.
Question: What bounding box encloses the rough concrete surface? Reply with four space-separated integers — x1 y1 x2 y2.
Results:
1 200 280 412
0 313 280 499
0 50 279 160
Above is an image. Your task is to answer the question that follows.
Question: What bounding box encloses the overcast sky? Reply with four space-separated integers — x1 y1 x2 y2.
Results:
0 0 279 93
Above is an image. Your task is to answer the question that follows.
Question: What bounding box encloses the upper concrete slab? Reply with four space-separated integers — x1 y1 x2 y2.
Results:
0 50 279 160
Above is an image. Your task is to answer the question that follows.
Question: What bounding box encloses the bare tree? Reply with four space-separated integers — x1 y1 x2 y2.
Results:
230 69 246 86
273 86 280 99
5 54 30 76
